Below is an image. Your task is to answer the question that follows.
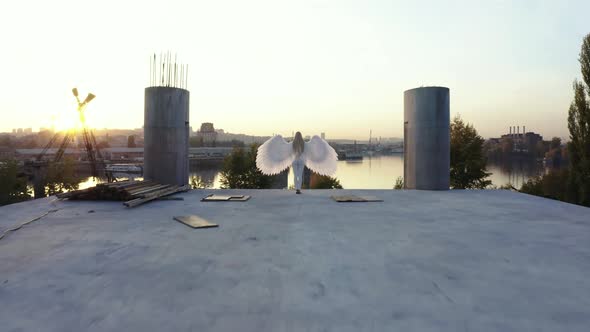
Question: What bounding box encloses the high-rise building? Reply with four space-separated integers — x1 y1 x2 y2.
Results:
321 132 326 140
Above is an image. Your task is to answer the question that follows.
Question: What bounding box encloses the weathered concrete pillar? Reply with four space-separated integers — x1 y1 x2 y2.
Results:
403 87 450 190
144 87 190 186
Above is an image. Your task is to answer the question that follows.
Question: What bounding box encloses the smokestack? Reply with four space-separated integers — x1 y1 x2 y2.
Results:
517 126 520 135
509 127 512 135
523 126 526 135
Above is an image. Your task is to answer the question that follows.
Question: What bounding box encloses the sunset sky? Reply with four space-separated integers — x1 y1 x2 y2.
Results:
0 0 588 140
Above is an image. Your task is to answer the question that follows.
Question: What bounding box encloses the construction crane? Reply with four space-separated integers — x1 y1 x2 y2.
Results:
35 88 104 177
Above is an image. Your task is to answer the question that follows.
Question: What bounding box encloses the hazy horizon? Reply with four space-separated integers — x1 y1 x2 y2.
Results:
1 125 405 142
1 0 589 141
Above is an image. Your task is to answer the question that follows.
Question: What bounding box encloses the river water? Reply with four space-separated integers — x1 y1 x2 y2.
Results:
186 155 549 189
73 155 549 191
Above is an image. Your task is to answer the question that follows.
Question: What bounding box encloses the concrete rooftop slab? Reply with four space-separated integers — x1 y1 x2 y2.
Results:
1 189 589 331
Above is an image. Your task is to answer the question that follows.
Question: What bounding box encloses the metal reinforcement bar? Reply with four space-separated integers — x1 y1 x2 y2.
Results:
149 52 188 89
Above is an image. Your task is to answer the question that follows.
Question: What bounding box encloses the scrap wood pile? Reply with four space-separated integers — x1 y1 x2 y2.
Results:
56 180 189 207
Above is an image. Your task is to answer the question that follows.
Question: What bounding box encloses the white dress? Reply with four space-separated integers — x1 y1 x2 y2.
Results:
256 135 338 190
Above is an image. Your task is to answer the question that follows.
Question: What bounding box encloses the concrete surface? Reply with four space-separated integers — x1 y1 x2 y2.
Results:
404 87 450 190
144 87 190 186
1 189 589 331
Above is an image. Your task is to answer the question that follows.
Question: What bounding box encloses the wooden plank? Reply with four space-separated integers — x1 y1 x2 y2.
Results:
123 185 189 208
58 181 188 204
98 180 134 188
124 182 164 193
57 187 95 199
123 186 180 207
228 195 250 201
174 215 218 229
114 181 154 191
128 184 171 197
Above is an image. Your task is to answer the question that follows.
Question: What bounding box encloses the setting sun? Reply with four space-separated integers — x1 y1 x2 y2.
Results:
52 108 79 132
50 89 98 133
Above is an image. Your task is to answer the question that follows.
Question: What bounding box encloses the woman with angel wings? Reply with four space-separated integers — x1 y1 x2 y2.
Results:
256 132 338 194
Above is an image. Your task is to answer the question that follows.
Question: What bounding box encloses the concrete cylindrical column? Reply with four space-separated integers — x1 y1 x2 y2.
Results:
403 87 450 190
144 87 190 186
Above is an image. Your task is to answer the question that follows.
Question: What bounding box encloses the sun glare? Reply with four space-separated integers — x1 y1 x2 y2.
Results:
53 109 81 132
51 93 98 132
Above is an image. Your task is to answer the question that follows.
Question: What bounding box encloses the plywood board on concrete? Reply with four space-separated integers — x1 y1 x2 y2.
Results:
201 194 251 202
173 215 218 229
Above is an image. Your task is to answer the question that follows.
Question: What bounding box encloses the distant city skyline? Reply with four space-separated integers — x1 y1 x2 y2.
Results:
1 0 589 140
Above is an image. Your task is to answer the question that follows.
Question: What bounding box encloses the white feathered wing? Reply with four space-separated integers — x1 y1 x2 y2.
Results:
303 135 338 176
256 135 296 175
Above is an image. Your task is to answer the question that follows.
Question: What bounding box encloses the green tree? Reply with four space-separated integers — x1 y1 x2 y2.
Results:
311 175 343 189
450 115 492 189
219 145 274 189
44 157 81 196
0 159 31 206
567 33 590 206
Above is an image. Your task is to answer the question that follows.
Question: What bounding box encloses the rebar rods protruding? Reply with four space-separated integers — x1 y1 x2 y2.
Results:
148 52 188 89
